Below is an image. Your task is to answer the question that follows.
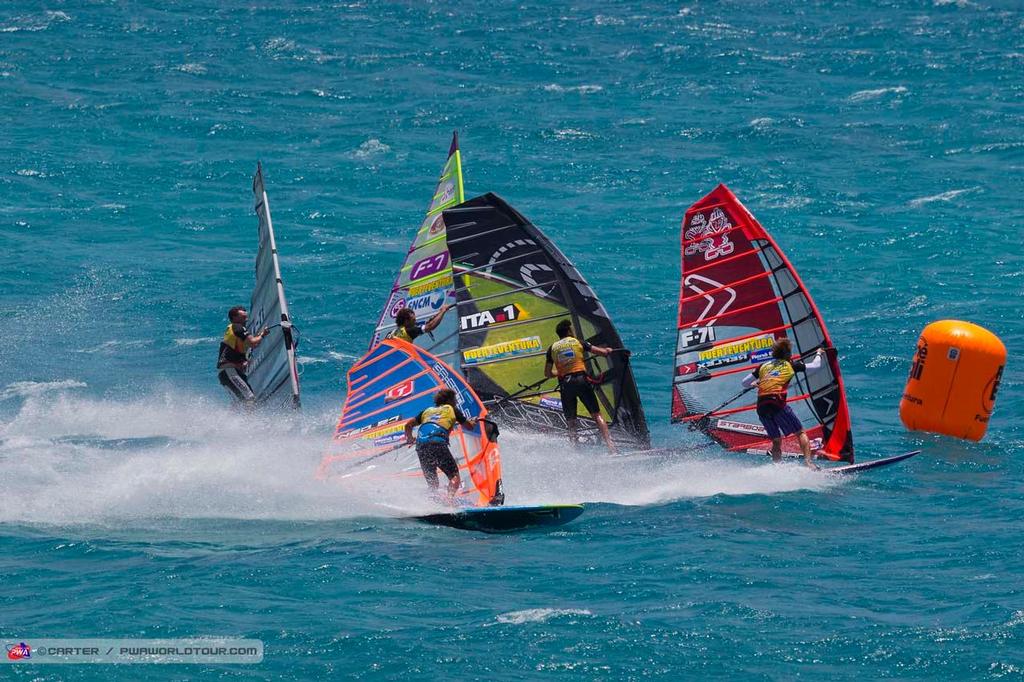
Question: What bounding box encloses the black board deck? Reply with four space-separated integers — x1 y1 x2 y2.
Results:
826 450 921 475
414 504 585 533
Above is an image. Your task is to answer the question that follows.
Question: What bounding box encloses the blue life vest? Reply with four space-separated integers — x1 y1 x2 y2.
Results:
416 421 450 445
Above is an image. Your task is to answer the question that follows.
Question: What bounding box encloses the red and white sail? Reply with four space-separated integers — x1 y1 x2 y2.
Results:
671 184 854 462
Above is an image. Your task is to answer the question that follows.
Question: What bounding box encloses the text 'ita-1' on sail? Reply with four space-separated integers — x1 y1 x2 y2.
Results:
672 183 853 462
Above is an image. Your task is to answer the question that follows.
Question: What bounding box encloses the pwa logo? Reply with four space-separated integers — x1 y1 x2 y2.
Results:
385 380 414 403
6 642 31 660
460 304 525 331
909 338 928 380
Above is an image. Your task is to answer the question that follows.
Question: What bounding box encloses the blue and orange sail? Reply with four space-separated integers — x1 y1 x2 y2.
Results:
318 338 502 506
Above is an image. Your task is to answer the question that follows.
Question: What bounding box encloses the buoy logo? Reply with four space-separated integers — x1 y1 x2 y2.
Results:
909 338 928 380
982 365 1004 414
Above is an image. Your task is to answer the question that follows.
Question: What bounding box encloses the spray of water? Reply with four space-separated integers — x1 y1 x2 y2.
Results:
0 382 840 525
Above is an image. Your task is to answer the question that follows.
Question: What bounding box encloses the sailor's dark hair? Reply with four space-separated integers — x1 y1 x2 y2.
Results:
434 388 457 406
772 338 793 360
395 308 416 326
228 306 246 322
555 319 573 338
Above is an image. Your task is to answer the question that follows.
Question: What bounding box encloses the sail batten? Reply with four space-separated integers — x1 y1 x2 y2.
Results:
672 183 853 462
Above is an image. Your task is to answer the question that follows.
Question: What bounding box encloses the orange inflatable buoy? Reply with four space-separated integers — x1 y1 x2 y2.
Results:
899 320 1006 441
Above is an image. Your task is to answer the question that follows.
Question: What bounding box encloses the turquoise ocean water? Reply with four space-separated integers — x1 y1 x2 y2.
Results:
2 1 1023 678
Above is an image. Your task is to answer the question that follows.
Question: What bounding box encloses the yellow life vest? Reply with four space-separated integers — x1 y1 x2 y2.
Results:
549 337 587 375
417 404 459 444
757 359 796 400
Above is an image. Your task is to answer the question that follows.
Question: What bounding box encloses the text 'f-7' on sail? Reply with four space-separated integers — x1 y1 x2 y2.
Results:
442 193 650 450
672 184 853 462
317 338 503 508
245 162 301 409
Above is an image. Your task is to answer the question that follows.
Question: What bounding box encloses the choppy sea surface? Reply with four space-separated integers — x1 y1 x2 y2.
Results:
2 1 1023 678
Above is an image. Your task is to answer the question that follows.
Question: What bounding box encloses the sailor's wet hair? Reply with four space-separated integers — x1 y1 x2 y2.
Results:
434 389 457 406
772 338 793 360
228 306 246 322
395 308 416 326
555 319 573 338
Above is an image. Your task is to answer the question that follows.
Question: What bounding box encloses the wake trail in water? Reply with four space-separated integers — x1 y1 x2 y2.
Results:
0 385 842 526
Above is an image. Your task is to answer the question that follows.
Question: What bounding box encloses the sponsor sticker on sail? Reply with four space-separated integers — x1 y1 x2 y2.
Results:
463 336 544 365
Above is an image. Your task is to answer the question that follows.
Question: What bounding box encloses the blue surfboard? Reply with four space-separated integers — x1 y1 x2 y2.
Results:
414 504 585 533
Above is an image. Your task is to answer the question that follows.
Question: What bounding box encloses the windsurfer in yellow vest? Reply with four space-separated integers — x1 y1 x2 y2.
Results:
391 304 451 344
404 388 476 499
544 319 619 453
741 338 825 468
216 306 269 406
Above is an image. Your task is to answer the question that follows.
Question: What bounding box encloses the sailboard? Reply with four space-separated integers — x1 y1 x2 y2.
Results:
441 193 651 450
368 132 464 355
827 450 919 475
671 184 853 462
415 504 585 533
244 162 301 408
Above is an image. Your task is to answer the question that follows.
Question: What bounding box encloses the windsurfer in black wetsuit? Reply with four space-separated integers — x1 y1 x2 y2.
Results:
216 306 269 407
390 304 451 344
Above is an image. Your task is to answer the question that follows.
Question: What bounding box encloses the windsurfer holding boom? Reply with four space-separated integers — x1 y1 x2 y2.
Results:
404 388 476 500
741 339 825 469
544 319 625 453
391 304 450 344
216 306 269 407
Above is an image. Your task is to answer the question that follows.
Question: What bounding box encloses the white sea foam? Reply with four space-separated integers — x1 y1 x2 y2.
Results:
848 86 908 102
0 380 87 401
349 139 390 159
174 336 217 347
175 63 207 75
543 84 603 94
0 10 71 33
908 187 979 207
494 608 592 625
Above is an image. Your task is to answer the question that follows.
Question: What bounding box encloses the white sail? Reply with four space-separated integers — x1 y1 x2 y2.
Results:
246 162 301 408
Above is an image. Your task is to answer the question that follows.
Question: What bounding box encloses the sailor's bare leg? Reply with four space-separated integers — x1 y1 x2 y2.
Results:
797 431 819 469
770 437 783 463
592 413 616 454
567 418 580 447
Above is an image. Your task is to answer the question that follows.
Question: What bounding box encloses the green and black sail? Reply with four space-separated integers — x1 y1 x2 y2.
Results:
442 193 650 449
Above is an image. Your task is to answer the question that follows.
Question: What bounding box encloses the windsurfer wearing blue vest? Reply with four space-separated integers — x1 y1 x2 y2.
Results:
544 320 622 453
741 338 825 469
391 304 451 344
404 388 476 498
216 306 269 406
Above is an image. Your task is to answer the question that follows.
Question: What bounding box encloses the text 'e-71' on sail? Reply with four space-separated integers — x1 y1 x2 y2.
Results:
245 163 301 409
442 193 650 450
671 184 853 462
